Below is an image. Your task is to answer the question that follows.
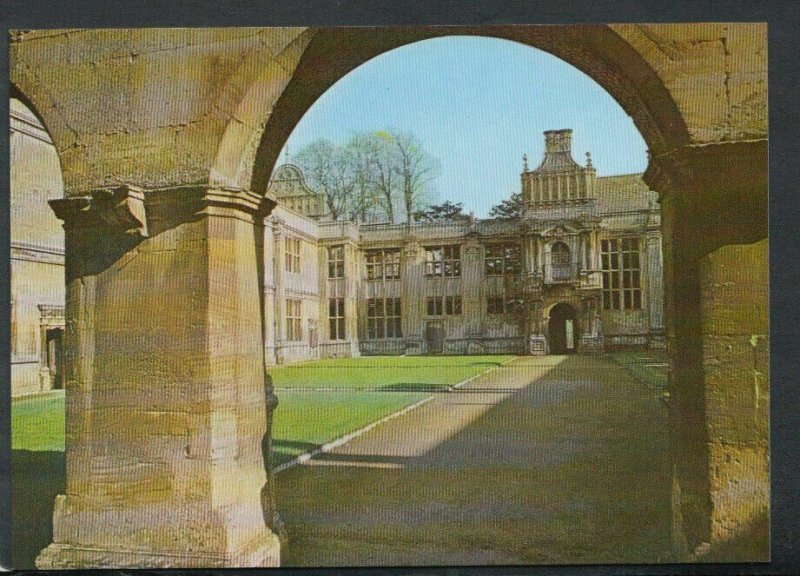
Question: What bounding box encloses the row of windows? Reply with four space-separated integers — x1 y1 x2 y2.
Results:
327 243 525 280
312 238 642 324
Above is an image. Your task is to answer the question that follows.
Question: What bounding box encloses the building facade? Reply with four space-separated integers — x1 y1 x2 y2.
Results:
8 123 663 395
265 129 664 363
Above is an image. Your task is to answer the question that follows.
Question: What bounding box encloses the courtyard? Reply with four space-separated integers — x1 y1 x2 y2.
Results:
12 352 677 567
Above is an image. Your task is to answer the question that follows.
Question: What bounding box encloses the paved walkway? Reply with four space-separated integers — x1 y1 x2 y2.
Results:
276 355 673 566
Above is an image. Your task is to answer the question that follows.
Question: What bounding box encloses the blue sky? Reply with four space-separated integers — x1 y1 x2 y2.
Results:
279 36 647 218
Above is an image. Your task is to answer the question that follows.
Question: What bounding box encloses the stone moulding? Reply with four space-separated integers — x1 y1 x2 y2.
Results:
643 139 768 196
48 184 278 237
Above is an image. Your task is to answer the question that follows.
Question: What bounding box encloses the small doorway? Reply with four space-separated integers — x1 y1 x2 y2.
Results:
548 303 578 355
45 327 64 389
425 321 444 354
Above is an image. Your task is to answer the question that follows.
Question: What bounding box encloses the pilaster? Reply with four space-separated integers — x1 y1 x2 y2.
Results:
400 236 425 355
462 234 484 354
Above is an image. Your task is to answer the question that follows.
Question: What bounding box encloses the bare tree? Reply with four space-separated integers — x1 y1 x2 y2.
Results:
378 130 441 224
291 130 440 224
294 139 354 220
346 132 384 222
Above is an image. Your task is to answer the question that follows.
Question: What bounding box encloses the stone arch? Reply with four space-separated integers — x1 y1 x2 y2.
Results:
207 25 692 194
12 26 766 567
9 82 68 189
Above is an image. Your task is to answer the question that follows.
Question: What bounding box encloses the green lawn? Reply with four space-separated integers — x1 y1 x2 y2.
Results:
272 391 428 466
10 355 507 568
270 355 513 390
11 391 65 452
611 351 670 399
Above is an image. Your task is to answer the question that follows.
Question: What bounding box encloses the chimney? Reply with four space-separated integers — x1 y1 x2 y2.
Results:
543 129 573 154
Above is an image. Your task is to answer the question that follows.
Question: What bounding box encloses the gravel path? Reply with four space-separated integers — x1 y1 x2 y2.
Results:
277 354 673 566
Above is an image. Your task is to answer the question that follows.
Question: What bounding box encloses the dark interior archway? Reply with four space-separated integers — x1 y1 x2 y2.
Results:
548 302 578 355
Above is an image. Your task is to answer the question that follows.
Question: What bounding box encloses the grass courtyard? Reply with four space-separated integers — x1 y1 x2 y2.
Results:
11 355 509 568
269 355 513 391
12 355 512 455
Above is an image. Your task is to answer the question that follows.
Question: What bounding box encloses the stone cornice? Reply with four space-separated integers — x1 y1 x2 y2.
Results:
11 241 65 265
643 140 768 197
49 185 277 237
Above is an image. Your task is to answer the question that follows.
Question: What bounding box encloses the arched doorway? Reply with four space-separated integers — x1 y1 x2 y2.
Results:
548 302 578 354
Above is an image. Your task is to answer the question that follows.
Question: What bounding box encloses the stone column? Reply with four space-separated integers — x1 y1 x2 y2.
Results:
698 240 769 550
645 140 768 560
37 185 281 568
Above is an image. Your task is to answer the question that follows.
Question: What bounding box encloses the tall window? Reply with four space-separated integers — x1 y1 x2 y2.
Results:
328 245 345 279
485 243 522 275
367 298 402 339
285 299 302 341
366 249 401 280
285 237 301 273
487 296 509 314
426 295 462 316
425 245 461 277
551 242 571 281
328 297 345 340
601 238 642 310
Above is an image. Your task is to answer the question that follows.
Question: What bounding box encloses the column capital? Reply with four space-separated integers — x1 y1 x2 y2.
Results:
643 140 767 197
50 185 278 237
50 185 149 237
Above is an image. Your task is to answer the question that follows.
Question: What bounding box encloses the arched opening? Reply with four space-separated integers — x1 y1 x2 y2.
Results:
240 33 674 565
547 302 578 354
244 26 689 196
9 91 68 568
9 94 66 397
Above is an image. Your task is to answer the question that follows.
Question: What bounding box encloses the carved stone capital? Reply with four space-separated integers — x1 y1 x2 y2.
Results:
49 185 148 237
51 184 279 238
643 140 767 197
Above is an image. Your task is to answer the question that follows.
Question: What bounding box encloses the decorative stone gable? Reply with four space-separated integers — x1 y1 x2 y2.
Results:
521 129 597 206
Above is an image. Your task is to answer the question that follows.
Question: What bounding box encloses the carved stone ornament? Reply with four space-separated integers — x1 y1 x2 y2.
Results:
49 185 149 237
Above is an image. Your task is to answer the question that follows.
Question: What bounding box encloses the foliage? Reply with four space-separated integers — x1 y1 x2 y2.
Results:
292 129 441 223
488 191 526 219
413 200 471 223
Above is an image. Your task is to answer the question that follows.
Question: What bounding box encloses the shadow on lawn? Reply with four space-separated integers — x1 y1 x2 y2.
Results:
377 382 450 392
12 450 65 569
